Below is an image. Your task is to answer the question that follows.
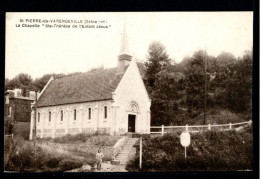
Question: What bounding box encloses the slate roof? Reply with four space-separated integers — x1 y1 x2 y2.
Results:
37 62 147 107
37 67 125 107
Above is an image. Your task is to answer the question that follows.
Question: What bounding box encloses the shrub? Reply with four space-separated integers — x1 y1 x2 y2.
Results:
59 158 83 171
126 130 252 172
5 139 84 172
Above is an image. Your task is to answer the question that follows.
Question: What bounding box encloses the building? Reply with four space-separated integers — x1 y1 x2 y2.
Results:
29 25 151 139
5 89 36 123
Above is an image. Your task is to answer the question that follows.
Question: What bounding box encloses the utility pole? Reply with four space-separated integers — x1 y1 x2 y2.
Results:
34 91 37 166
204 49 207 125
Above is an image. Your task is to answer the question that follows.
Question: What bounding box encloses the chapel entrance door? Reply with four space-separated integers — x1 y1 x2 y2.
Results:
128 114 136 132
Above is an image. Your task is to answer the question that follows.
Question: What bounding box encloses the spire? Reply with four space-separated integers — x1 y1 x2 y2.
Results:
117 20 132 74
119 22 130 55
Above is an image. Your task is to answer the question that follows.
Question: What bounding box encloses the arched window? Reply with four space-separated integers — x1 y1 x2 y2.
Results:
38 112 40 123
49 111 51 122
88 108 91 120
74 109 77 120
60 110 63 121
104 106 107 119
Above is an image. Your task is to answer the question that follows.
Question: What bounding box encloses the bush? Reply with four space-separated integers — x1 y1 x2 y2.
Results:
59 158 83 171
5 139 83 172
126 130 252 172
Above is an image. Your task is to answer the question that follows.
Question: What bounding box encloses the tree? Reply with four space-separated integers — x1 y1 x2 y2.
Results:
184 50 208 114
224 51 252 112
5 78 9 91
216 52 236 69
144 41 179 125
5 76 21 90
144 41 171 94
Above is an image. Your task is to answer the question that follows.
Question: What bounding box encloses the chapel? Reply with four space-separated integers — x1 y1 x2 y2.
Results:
29 25 151 139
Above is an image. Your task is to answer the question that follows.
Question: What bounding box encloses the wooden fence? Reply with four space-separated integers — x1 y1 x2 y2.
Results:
150 120 252 136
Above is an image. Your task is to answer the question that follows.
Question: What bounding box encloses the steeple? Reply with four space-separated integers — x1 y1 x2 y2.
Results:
117 22 132 74
119 23 130 55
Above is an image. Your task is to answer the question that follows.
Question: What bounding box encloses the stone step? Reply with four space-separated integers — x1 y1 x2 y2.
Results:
115 160 128 163
117 153 129 155
121 148 132 151
116 156 128 159
112 137 138 165
115 157 128 160
120 151 131 153
118 152 130 154
124 145 133 149
121 148 133 151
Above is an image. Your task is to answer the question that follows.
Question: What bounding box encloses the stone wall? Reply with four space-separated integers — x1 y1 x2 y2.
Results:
112 136 128 159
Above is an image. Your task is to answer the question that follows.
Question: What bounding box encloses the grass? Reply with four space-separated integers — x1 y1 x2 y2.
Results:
127 125 253 172
40 133 122 146
5 132 122 171
36 134 122 167
5 137 83 172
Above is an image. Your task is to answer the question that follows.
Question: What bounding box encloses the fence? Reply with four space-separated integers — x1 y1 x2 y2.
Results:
150 120 252 136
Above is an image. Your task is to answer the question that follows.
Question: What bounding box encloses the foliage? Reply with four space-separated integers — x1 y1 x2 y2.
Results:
184 51 207 113
5 138 83 172
211 51 252 113
144 41 182 125
40 133 121 146
5 73 33 93
126 129 252 172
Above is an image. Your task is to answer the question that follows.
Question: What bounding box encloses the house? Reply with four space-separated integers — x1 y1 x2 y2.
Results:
29 25 151 139
5 89 36 123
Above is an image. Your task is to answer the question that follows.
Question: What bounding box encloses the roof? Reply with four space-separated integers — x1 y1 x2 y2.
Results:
37 67 125 107
6 89 38 101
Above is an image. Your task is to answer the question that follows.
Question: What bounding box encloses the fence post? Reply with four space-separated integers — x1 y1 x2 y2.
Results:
185 124 188 131
229 122 232 130
208 124 211 130
162 125 164 136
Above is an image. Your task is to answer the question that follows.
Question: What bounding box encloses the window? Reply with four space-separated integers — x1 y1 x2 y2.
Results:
8 106 12 117
38 112 40 123
74 109 77 120
49 111 51 122
88 108 91 119
104 106 107 119
61 110 63 121
5 96 9 104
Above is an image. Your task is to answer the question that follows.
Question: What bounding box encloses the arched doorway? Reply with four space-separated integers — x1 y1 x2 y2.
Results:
127 101 139 133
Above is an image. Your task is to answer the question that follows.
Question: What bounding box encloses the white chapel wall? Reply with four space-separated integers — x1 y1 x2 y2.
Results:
113 59 151 134
31 100 112 139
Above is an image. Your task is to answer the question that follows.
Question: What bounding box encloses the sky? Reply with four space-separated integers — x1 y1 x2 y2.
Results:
6 12 253 79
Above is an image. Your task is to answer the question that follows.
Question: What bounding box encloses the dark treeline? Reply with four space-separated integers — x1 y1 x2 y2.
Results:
5 72 82 94
5 42 252 126
144 41 252 125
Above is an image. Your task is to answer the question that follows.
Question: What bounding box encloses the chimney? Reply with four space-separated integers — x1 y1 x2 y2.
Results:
117 22 132 74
